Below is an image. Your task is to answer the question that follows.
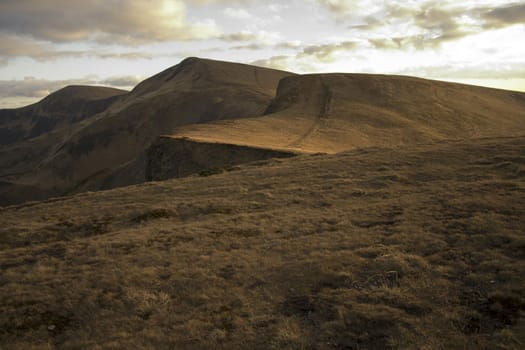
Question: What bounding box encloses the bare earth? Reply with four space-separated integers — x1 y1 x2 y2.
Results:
1 136 524 349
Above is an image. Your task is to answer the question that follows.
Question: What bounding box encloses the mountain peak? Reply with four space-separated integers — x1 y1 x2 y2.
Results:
131 57 294 97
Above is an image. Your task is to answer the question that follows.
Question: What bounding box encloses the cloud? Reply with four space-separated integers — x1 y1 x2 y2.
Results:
316 0 356 14
300 41 359 62
99 76 143 88
0 33 158 64
268 4 289 12
481 3 525 28
0 0 220 45
230 43 266 50
0 75 143 100
326 1 524 50
223 8 252 19
251 55 293 71
191 0 254 4
401 61 525 80
220 32 261 41
0 33 57 62
252 40 360 70
219 30 282 45
230 40 301 51
368 38 404 50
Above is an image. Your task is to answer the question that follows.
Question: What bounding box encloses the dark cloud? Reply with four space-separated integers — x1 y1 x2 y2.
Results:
369 38 403 50
0 0 219 45
482 3 525 28
220 32 260 41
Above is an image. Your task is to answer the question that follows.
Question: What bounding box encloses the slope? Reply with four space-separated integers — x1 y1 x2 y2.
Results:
0 58 293 205
170 73 525 153
1 136 524 349
0 85 127 146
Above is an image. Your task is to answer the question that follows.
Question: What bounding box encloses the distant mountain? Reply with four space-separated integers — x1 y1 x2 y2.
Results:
0 85 126 145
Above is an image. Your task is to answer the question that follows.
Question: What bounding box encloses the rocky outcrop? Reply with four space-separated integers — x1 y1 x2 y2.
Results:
146 136 297 181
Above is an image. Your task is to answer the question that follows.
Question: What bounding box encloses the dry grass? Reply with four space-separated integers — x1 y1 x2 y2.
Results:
0 136 524 349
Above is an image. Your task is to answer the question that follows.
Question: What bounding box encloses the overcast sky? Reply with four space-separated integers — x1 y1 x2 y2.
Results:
1 0 524 108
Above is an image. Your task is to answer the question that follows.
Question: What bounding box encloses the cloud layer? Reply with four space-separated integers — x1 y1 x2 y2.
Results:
0 0 524 107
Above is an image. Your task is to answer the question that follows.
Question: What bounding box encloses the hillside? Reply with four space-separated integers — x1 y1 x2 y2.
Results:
0 58 293 205
0 85 127 146
1 58 524 207
170 73 525 153
1 136 524 349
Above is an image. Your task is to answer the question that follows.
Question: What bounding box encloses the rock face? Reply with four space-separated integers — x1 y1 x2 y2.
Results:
146 136 297 181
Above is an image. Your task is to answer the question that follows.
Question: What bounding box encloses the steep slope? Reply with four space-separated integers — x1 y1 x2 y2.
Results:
1 136 524 349
146 136 297 181
171 74 525 153
0 58 293 205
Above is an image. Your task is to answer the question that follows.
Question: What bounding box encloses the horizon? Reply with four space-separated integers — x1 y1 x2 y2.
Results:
1 0 524 108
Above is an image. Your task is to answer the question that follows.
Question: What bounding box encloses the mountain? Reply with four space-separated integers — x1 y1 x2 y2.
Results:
0 85 126 145
0 58 293 205
168 73 525 153
1 57 525 349
1 58 524 206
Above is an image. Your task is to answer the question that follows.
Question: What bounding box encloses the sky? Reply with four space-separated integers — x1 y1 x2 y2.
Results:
1 0 524 108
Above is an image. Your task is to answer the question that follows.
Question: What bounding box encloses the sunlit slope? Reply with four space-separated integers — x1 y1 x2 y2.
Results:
171 74 525 153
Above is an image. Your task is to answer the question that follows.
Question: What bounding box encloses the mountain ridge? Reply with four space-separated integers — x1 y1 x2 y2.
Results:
170 72 525 153
1 57 524 206
0 58 294 205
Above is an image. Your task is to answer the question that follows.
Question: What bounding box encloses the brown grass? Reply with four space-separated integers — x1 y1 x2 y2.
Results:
0 136 524 349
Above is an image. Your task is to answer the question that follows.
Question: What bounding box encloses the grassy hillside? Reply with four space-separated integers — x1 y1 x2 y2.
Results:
172 74 525 153
1 136 524 349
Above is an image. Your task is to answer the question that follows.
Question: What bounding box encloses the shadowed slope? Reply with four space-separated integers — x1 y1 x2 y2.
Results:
171 74 525 153
0 85 127 146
